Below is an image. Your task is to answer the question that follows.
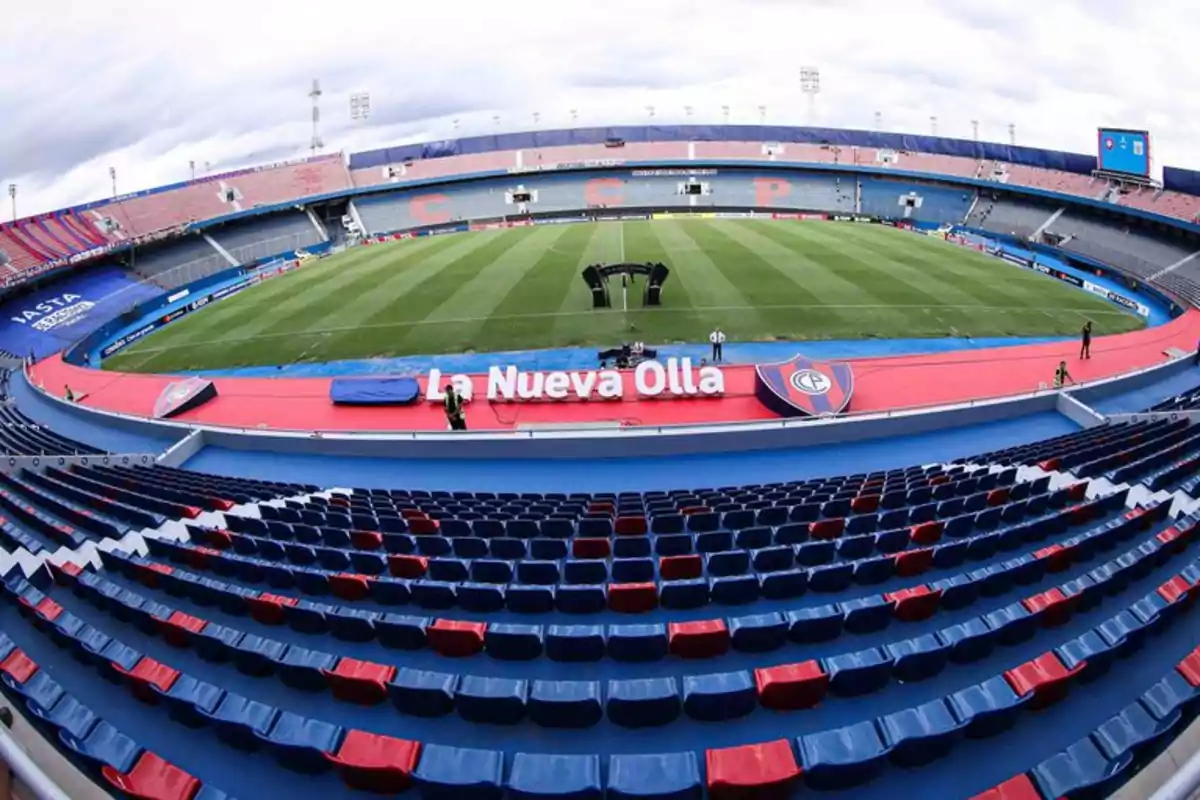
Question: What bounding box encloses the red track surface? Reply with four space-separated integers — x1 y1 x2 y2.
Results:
32 311 1200 432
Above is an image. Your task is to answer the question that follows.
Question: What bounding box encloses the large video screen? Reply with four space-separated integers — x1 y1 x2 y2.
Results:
1097 128 1150 177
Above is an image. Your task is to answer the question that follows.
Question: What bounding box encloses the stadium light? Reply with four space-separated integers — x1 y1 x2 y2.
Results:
721 105 730 124
493 114 500 129
309 79 324 156
570 108 578 124
971 119 980 141
108 166 117 198
646 105 655 119
930 115 938 136
874 111 882 131
1008 123 1016 145
453 119 460 132
799 66 820 124
189 160 195 180
758 105 767 124
532 111 540 127
349 91 371 121
7 184 15 222
684 105 693 119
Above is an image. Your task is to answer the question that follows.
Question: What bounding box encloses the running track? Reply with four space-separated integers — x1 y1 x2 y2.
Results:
31 311 1200 432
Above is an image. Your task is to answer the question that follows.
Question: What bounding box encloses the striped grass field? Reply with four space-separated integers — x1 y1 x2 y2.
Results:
104 219 1144 372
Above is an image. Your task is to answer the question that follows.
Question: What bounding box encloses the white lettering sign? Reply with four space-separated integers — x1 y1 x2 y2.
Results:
425 359 725 404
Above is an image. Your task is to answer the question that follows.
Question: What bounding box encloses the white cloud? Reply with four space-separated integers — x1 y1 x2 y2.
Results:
0 0 1196 216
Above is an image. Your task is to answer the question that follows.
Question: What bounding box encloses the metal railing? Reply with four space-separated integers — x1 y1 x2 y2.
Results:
0 709 71 800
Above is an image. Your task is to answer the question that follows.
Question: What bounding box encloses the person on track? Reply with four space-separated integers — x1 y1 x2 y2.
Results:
443 384 467 431
1053 360 1074 389
1080 321 1092 360
710 327 725 362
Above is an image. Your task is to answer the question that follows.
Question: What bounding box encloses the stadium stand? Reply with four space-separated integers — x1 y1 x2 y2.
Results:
88 155 353 241
1119 187 1200 222
964 197 1058 239
2 419 1200 799
208 211 327 265
0 224 51 272
986 163 1109 199
350 151 518 189
1151 383 1200 413
127 235 231 291
0 405 104 456
859 179 975 224
1046 213 1198 281
6 130 1200 312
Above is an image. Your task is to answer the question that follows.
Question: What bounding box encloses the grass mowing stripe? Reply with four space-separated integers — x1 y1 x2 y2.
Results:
744 221 944 309
847 224 1060 305
195 235 453 346
319 229 530 361
404 226 576 353
795 223 990 308
729 220 915 331
474 223 597 350
650 221 765 315
670 220 863 341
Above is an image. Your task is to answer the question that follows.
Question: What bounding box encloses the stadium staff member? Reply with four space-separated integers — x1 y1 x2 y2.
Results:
710 327 726 362
1053 361 1074 389
443 384 467 431
1080 321 1093 360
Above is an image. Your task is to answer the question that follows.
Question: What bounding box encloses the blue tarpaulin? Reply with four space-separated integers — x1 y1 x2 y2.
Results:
330 376 421 406
1164 166 1200 197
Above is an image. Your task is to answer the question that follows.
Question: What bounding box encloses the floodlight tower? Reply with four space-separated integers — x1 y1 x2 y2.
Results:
873 111 883 131
7 184 15 221
1008 123 1016 145
930 116 938 136
971 119 980 140
109 166 117 198
721 105 730 125
758 105 767 124
799 67 820 125
189 160 195 180
570 108 578 125
309 79 324 157
684 105 693 120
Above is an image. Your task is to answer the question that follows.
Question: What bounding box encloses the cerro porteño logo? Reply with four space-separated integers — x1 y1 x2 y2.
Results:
790 368 833 396
754 355 854 418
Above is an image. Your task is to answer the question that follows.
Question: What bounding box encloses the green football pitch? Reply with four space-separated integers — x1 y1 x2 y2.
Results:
103 219 1144 372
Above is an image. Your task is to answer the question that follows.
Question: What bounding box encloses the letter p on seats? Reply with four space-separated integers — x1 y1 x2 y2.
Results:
585 178 624 207
754 178 790 207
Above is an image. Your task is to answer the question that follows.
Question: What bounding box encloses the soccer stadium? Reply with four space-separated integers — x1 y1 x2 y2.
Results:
6 34 1200 800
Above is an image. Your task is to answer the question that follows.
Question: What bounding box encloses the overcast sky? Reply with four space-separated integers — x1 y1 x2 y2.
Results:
0 0 1195 217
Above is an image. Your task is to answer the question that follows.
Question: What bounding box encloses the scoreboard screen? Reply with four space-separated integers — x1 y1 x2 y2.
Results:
1097 128 1150 178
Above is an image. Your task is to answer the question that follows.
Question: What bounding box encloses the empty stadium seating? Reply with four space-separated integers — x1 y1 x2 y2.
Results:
0 400 1199 799
208 212 327 266
0 404 103 457
3 131 1200 310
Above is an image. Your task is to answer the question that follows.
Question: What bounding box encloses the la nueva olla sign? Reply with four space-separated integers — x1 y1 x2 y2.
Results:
426 358 725 403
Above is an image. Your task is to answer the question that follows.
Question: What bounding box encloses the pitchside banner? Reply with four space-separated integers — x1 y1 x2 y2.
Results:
0 267 160 359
